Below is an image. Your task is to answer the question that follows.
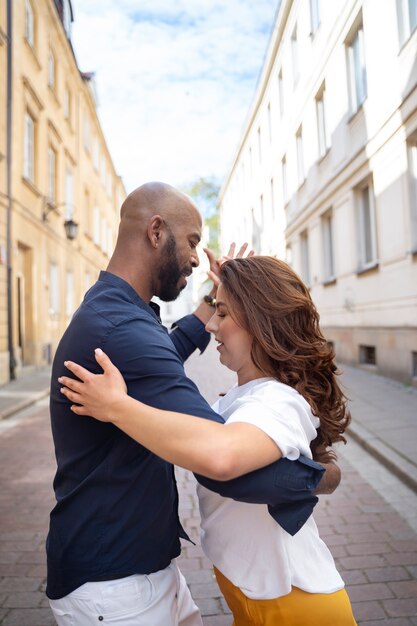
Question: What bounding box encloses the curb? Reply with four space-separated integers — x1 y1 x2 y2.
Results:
348 422 417 494
0 388 50 421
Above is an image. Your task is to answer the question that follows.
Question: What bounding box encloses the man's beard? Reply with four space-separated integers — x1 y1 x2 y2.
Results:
158 234 189 302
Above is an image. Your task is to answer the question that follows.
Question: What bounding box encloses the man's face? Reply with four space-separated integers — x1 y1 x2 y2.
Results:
157 213 201 302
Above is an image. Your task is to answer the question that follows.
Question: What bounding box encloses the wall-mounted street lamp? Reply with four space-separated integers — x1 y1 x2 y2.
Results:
43 199 79 241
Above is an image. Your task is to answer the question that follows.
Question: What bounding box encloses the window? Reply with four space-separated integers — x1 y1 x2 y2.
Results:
25 0 34 47
300 230 311 287
257 127 262 162
267 103 272 142
355 181 378 270
101 217 107 253
278 69 284 117
286 245 293 266
23 111 35 182
359 345 376 365
407 139 417 251
48 51 55 89
270 177 275 216
316 84 330 158
65 169 73 219
93 138 99 171
65 271 74 317
83 116 90 152
49 263 60 315
296 126 305 186
107 225 113 256
397 0 417 44
64 88 71 121
291 26 299 85
93 207 100 245
321 211 335 282
85 271 91 293
251 208 261 252
310 0 321 35
249 146 253 178
48 147 56 204
346 21 367 113
282 155 288 204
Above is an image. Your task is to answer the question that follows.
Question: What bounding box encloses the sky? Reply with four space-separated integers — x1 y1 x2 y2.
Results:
70 0 280 195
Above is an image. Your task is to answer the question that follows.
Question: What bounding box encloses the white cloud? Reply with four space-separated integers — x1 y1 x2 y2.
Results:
71 0 279 193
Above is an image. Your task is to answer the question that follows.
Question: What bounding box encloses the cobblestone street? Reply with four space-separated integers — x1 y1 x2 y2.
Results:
0 341 416 624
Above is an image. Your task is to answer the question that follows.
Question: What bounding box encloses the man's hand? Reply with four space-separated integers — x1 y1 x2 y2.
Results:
314 460 341 495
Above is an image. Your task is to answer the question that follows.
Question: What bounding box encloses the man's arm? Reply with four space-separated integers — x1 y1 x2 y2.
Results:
105 317 332 534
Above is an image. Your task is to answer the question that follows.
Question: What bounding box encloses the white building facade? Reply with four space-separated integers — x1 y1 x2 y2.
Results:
218 0 417 384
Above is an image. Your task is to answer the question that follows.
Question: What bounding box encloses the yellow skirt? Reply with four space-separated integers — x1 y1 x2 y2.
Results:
214 566 357 626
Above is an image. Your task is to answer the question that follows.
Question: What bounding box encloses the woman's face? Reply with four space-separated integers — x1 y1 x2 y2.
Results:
205 283 263 385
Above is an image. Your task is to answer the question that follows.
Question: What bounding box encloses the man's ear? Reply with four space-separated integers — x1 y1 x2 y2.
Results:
147 215 164 248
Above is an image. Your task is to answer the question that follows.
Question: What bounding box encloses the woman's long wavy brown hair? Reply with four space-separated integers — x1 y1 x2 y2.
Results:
219 256 350 456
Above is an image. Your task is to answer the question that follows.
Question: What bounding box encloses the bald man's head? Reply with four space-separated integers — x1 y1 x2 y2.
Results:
108 182 203 302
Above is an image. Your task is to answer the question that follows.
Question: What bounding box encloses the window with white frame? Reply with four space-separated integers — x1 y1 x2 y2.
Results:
286 244 293 266
397 0 417 45
249 146 253 178
291 26 299 85
65 169 73 219
296 126 305 186
257 127 262 162
48 147 56 204
251 208 261 252
407 139 417 251
25 0 34 47
270 177 275 216
321 210 335 282
300 230 311 287
48 50 55 88
355 181 378 270
93 206 100 245
49 263 60 315
278 69 284 117
65 271 74 317
267 102 272 142
310 0 321 35
316 84 330 158
282 154 288 204
23 111 35 182
346 20 367 113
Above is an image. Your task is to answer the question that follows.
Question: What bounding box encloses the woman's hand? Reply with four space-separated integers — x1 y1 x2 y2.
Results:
204 242 254 288
58 349 128 422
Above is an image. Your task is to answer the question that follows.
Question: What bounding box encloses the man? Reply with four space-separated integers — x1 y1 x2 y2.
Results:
47 182 339 625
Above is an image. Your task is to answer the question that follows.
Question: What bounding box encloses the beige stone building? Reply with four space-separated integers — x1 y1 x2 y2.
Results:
0 0 125 385
218 0 417 384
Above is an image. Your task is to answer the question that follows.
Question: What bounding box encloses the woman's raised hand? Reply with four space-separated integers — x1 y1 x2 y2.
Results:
58 349 128 422
204 242 255 287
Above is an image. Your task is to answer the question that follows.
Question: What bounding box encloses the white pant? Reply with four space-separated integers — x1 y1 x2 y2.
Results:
49 560 202 626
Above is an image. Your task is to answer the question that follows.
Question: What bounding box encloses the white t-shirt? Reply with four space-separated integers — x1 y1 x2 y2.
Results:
197 377 344 600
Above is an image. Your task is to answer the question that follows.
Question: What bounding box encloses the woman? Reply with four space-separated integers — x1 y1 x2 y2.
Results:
59 256 357 626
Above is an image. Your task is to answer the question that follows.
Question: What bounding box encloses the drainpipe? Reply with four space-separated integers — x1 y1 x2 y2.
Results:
6 0 16 380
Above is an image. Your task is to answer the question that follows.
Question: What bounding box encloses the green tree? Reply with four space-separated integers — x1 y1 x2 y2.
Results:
182 176 220 256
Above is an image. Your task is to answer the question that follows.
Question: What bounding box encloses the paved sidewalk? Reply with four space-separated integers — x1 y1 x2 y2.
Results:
0 367 51 422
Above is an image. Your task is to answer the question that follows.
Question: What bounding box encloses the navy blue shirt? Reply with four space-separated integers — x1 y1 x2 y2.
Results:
47 271 323 599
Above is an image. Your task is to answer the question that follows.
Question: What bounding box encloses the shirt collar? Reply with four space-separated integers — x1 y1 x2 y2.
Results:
98 271 161 322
